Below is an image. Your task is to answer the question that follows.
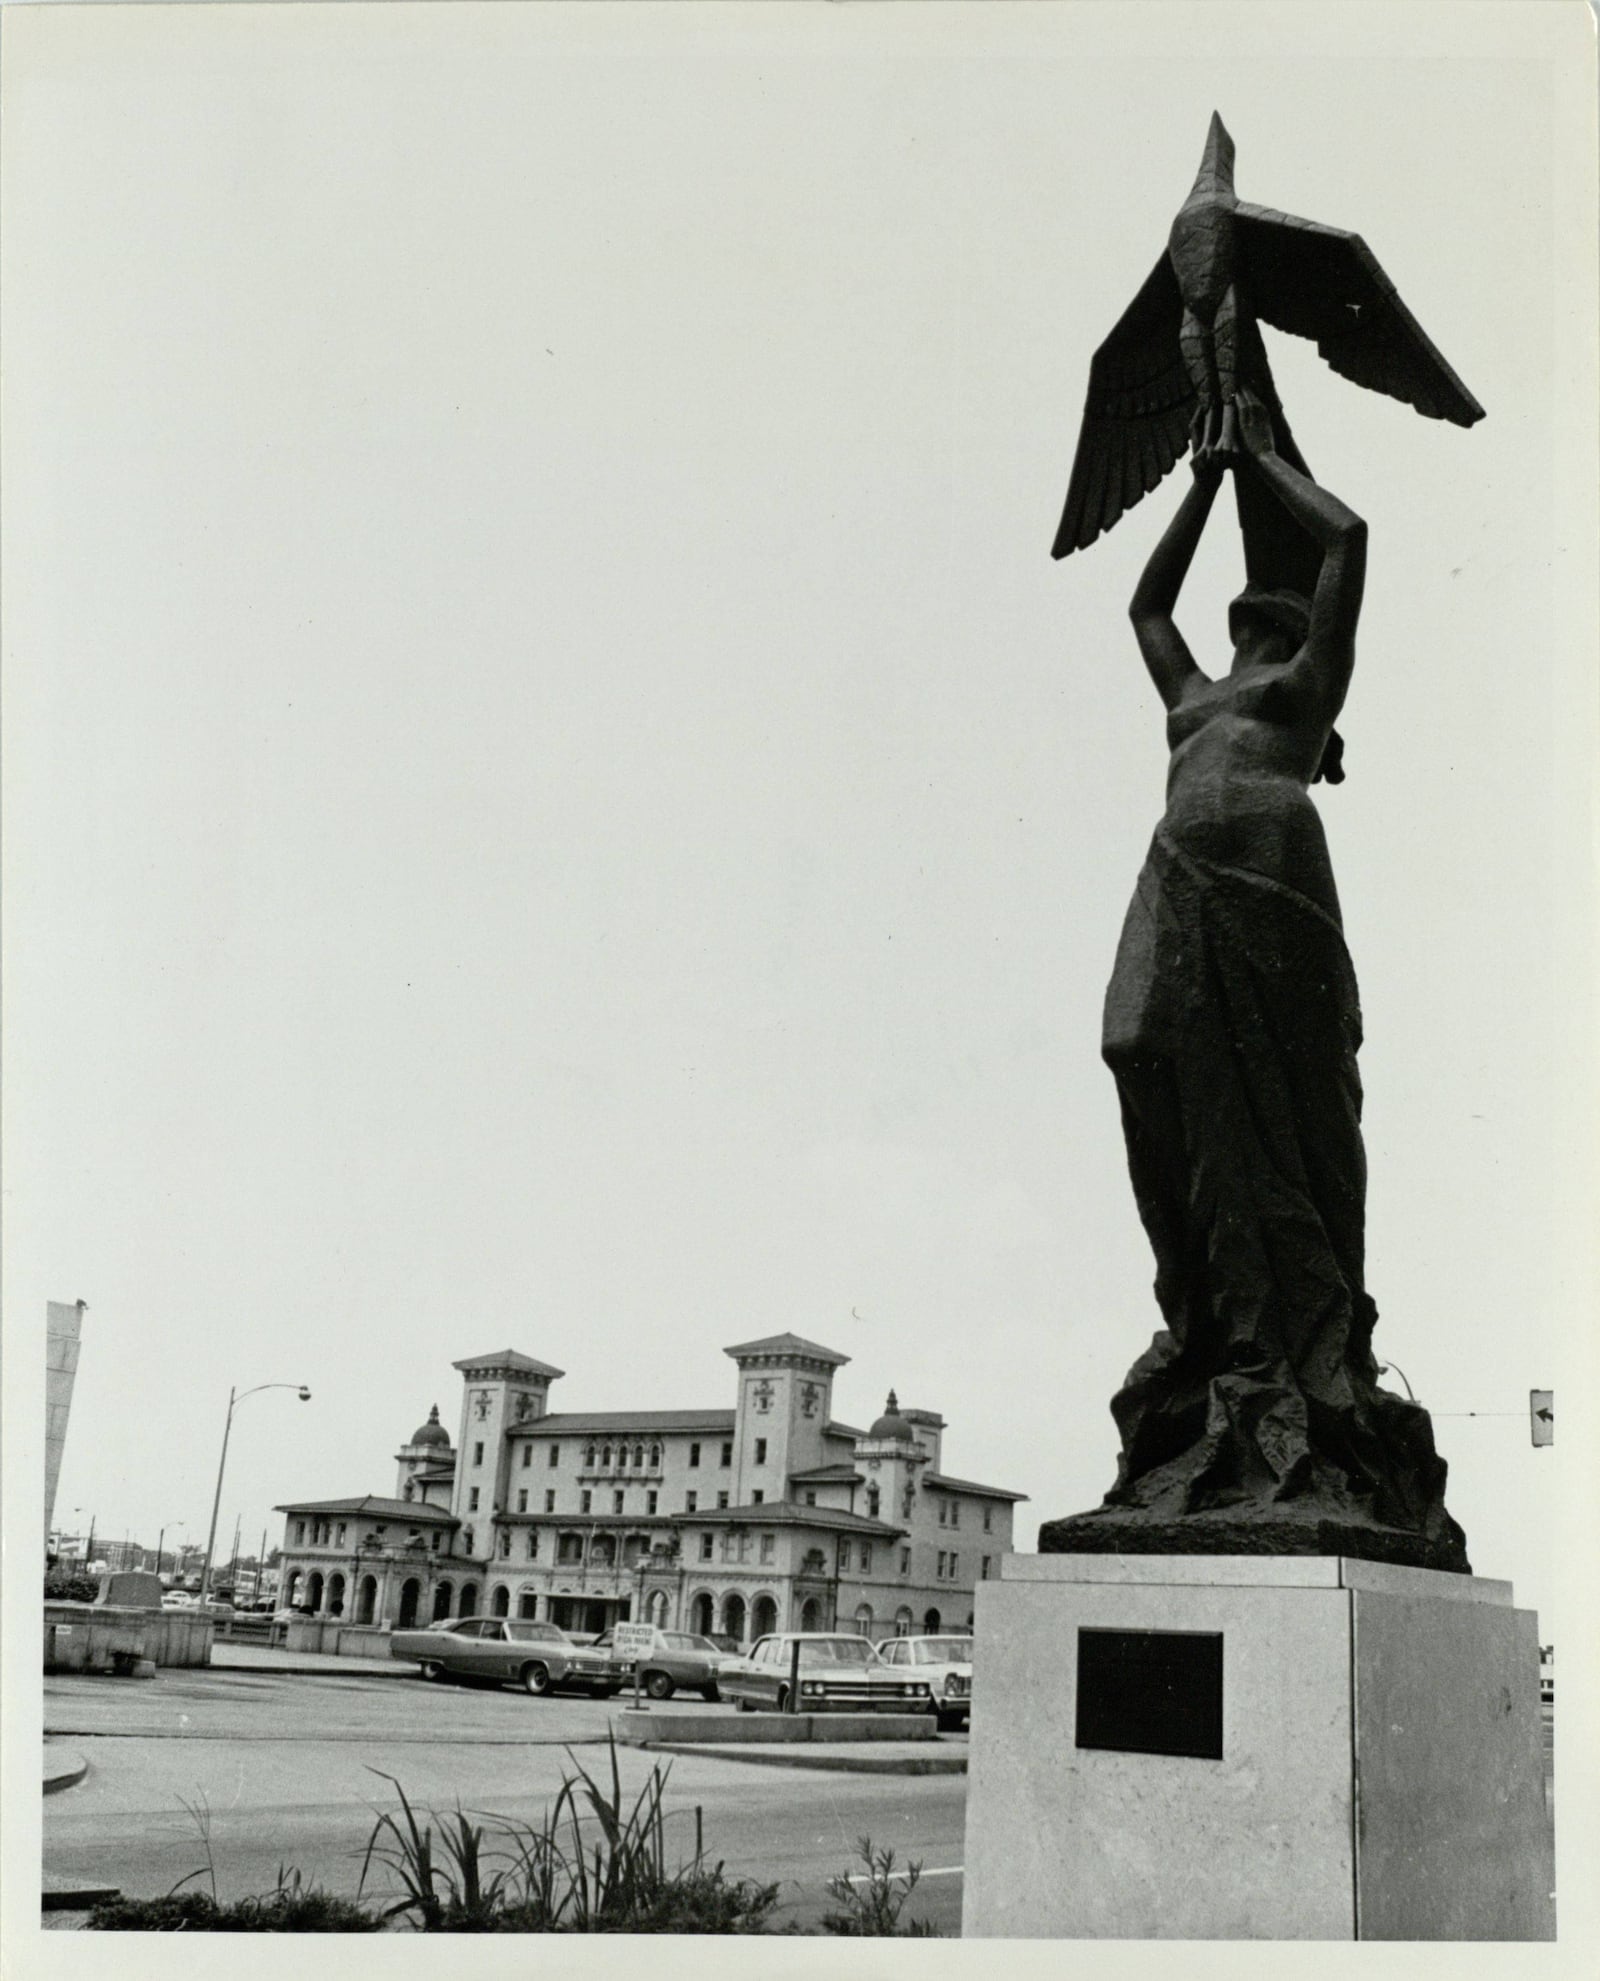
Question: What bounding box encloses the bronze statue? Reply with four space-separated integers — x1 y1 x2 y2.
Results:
1042 122 1481 1571
1052 113 1483 605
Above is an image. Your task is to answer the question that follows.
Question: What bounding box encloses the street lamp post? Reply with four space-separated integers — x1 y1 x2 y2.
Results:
199 1382 311 1604
156 1520 186 1579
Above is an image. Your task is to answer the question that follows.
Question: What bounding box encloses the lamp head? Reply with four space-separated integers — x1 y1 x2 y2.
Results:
297 1387 312 1402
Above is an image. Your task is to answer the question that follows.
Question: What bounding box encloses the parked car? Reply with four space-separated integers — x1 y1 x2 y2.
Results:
388 1616 623 1697
592 1627 727 1701
874 1634 973 1729
161 1591 198 1609
718 1633 935 1714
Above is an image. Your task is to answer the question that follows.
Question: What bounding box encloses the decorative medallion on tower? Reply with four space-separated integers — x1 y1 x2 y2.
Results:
473 1391 492 1420
751 1379 774 1413
514 1392 538 1422
800 1382 820 1418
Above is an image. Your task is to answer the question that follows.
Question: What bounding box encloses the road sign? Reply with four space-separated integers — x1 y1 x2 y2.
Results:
613 1622 656 1657
1529 1390 1553 1447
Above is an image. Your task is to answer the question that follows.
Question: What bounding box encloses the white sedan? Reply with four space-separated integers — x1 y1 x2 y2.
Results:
874 1634 973 1729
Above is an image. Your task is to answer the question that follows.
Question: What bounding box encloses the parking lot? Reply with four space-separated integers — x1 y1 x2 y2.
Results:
44 1657 969 1933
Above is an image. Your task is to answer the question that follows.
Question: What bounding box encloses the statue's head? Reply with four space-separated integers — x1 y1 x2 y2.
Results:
1228 584 1310 661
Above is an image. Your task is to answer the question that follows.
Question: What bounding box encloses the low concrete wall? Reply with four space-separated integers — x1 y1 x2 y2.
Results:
45 1603 213 1672
615 1710 937 1746
284 1619 394 1660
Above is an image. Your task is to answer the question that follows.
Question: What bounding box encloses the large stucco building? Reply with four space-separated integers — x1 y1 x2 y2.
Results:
275 1333 1025 1643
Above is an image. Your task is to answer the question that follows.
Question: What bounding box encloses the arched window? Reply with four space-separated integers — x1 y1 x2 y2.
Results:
650 1443 661 1468
398 1579 421 1629
866 1484 881 1518
357 1575 378 1625
602 1444 612 1468
517 1589 538 1619
491 1584 510 1617
751 1593 779 1640
458 1583 479 1617
633 1443 645 1468
923 1607 941 1633
721 1592 746 1643
526 1530 539 1560
585 1443 597 1468
647 1589 670 1627
327 1573 346 1618
895 1606 914 1636
799 1596 823 1631
689 1591 715 1636
432 1580 453 1621
854 1603 874 1638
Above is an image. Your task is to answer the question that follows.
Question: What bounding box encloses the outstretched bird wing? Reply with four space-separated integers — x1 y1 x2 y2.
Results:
1052 253 1195 559
1234 205 1484 426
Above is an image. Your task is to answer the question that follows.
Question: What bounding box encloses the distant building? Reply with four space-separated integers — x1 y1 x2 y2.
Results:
274 1334 1025 1641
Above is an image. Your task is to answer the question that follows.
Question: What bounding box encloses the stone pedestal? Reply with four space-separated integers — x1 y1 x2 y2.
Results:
963 1554 1553 1940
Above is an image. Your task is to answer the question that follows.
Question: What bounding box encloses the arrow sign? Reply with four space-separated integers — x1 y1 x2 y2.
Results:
1530 1390 1553 1447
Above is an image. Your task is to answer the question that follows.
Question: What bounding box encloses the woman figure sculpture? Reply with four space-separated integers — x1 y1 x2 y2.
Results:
1063 387 1466 1569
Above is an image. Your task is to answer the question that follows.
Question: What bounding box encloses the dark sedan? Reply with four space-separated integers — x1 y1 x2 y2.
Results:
388 1616 623 1697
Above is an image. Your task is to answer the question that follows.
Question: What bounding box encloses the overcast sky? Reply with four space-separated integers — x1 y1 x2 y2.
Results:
5 0 1594 1683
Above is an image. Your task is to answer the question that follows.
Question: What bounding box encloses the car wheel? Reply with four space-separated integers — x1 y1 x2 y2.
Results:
419 1660 443 1683
734 1696 752 1713
644 1670 674 1701
776 1686 790 1713
521 1662 552 1696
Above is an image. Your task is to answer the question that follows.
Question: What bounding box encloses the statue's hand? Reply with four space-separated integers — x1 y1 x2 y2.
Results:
1236 387 1277 459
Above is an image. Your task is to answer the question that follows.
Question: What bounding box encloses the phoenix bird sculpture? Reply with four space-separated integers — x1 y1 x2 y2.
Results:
1053 113 1483 593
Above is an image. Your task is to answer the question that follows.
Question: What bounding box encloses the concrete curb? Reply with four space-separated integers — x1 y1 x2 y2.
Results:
640 1741 968 1776
616 1707 936 1747
42 1877 121 1912
42 1747 89 1795
207 1654 411 1679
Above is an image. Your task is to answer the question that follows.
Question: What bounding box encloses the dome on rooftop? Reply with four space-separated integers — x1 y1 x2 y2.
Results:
409 1404 450 1449
868 1390 916 1442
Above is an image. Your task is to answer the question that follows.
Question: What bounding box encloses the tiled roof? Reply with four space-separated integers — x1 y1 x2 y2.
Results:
922 1471 1029 1502
513 1410 735 1435
666 1500 903 1537
823 1421 866 1440
452 1350 566 1378
787 1463 864 1484
273 1495 459 1523
722 1332 850 1366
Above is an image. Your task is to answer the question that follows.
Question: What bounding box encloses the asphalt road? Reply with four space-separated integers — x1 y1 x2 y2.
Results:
44 1666 968 1934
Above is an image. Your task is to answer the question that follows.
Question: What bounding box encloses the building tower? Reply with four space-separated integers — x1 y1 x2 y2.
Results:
854 1390 930 1524
394 1404 454 1504
450 1350 565 1560
724 1333 849 1503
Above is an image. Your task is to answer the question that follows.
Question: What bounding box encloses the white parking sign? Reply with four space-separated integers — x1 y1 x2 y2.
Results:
613 1622 655 1657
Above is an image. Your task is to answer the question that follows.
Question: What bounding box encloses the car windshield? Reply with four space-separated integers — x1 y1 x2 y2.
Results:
914 1639 972 1664
506 1622 566 1642
795 1638 874 1667
661 1633 704 1650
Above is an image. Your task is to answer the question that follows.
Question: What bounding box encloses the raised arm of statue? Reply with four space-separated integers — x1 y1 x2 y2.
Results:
1236 388 1367 720
1126 457 1223 708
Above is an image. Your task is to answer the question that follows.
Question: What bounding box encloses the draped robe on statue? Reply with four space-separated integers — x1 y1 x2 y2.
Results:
1045 665 1468 1570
